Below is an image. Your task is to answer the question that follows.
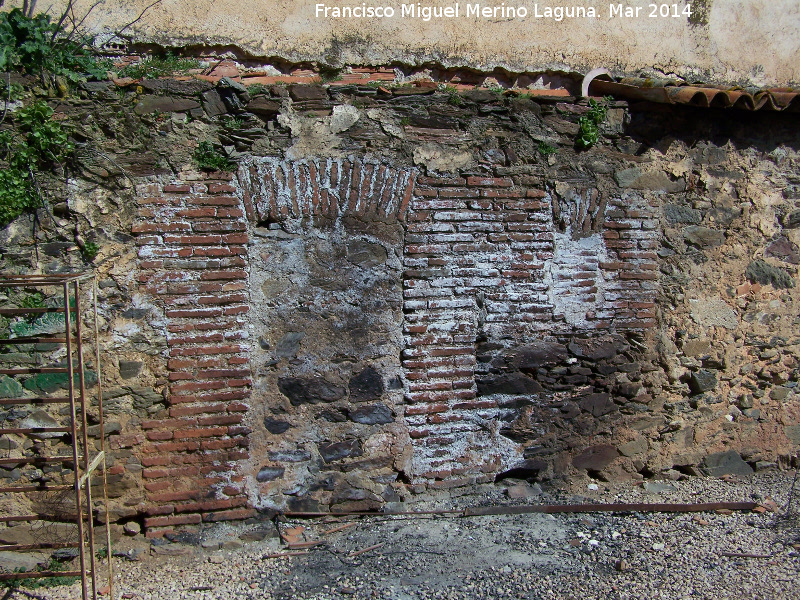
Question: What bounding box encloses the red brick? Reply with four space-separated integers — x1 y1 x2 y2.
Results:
145 431 173 441
144 514 202 528
202 508 256 522
208 183 236 194
172 426 228 440
466 176 513 187
164 184 192 193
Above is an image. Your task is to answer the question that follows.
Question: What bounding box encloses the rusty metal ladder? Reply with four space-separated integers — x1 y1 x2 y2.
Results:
0 273 112 600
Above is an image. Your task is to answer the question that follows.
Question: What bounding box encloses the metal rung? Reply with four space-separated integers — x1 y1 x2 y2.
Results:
0 456 78 466
0 570 84 581
0 484 72 493
0 427 71 435
0 396 71 406
0 307 67 315
0 367 70 375
0 542 80 552
0 337 68 344
0 514 70 523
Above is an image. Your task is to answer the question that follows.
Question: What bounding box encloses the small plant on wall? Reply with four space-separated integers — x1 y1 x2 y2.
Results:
193 141 236 172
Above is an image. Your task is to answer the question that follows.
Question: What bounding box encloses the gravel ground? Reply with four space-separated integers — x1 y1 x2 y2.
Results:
11 472 800 600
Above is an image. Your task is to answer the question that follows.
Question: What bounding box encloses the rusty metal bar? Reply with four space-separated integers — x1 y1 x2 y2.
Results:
75 278 98 600
0 336 68 344
94 275 114 600
0 367 69 375
0 456 79 466
0 307 66 315
282 501 760 520
0 396 71 406
0 485 72 493
0 542 80 551
64 279 89 600
0 427 71 435
0 514 76 523
0 570 84 581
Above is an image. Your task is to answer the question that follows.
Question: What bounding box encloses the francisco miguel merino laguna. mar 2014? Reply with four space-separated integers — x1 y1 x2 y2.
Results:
314 3 696 20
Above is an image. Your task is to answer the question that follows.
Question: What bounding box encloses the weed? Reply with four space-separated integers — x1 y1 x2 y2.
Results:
575 96 612 150
439 85 463 106
221 116 245 130
247 83 269 95
0 8 110 82
537 141 558 157
192 141 235 172
0 558 80 589
318 66 343 83
119 53 202 80
0 79 24 102
399 116 411 127
0 100 73 226
81 241 100 262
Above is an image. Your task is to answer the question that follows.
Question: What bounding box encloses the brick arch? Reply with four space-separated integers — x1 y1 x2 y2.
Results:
237 157 417 224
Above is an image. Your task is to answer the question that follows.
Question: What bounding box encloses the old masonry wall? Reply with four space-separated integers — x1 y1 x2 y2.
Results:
1 76 799 536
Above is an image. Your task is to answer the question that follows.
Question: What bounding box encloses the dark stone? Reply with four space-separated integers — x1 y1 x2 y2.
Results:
41 242 71 257
287 497 325 513
140 79 213 95
700 450 754 477
133 95 201 114
118 361 142 380
318 409 347 423
128 386 163 410
572 444 619 471
784 210 800 229
707 206 741 227
51 548 80 560
766 237 800 265
462 89 500 103
346 239 388 267
477 374 542 396
256 466 285 482
560 402 581 418
567 335 625 361
81 81 112 93
246 97 281 117
349 367 384 402
164 531 201 545
579 393 617 417
348 403 394 425
495 459 547 481
219 89 245 113
616 382 643 399
318 440 363 463
512 342 568 371
689 369 718 394
664 204 702 224
218 76 247 94
784 186 800 200
202 89 228 117
268 450 311 462
264 418 292 434
275 332 305 358
122 308 150 319
331 485 368 503
278 377 346 405
289 85 328 101
683 226 725 248
745 260 795 289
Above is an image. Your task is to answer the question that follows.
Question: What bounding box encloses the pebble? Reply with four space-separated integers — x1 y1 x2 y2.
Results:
28 472 800 600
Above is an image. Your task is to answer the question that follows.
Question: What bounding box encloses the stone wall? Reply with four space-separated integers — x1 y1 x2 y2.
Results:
1 74 799 536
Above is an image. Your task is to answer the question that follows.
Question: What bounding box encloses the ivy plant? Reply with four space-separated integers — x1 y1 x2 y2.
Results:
575 96 613 150
0 100 73 226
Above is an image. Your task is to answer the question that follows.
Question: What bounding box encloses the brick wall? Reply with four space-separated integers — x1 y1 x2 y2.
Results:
133 176 255 535
132 161 660 523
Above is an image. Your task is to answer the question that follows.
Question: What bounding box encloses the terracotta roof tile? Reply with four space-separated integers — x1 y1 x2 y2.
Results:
589 77 800 111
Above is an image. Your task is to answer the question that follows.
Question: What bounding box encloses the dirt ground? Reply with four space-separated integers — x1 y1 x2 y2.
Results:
5 471 800 600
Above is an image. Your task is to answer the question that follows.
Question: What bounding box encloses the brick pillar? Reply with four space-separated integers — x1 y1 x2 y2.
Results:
403 175 554 484
133 175 255 535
